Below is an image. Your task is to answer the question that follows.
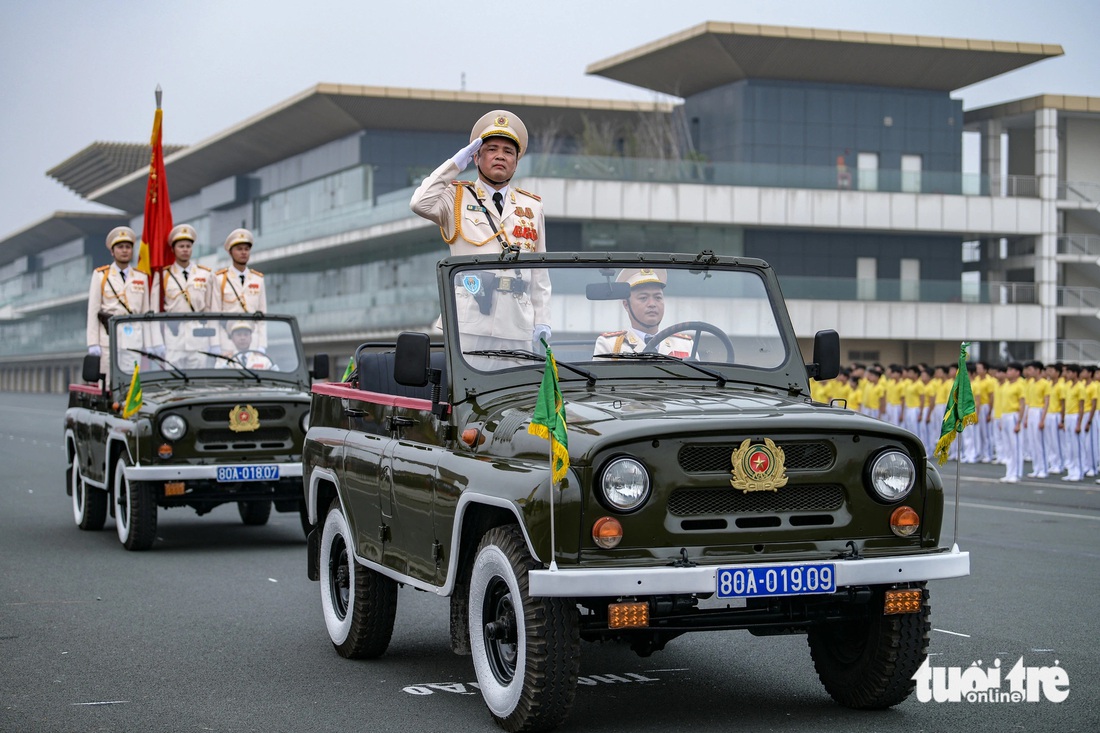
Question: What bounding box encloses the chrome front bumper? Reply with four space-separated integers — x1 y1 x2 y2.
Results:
528 546 970 598
124 462 302 481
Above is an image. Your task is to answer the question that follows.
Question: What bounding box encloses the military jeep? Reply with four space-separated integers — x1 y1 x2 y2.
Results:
65 312 328 551
302 251 969 731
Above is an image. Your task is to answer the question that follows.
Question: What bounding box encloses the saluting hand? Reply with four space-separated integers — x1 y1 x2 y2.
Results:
451 138 483 170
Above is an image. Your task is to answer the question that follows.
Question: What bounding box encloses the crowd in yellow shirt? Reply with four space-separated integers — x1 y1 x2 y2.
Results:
810 359 1100 483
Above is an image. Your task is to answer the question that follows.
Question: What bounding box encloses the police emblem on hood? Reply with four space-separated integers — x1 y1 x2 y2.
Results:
730 438 788 493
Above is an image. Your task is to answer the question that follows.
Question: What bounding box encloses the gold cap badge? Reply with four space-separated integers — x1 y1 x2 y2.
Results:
730 438 788 492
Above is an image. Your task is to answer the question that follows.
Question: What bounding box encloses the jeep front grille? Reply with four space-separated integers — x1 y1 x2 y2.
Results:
196 427 293 451
677 442 833 473
201 405 286 422
667 484 845 516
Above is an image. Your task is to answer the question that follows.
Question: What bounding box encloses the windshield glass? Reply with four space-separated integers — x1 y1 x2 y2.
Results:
112 316 300 376
449 262 787 373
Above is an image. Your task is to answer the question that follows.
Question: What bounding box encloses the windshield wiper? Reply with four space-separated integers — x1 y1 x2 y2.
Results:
198 351 262 383
464 349 597 387
127 349 187 381
594 351 727 387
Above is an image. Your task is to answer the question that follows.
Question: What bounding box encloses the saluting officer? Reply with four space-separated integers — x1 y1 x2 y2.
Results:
215 228 267 353
86 226 150 376
593 268 693 357
151 224 214 367
410 110 551 360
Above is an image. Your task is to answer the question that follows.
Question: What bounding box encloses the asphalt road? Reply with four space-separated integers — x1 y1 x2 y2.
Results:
2 391 1098 732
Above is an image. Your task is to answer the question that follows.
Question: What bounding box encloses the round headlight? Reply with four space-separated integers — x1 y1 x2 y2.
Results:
600 457 651 512
160 414 187 441
300 410 310 433
868 450 915 502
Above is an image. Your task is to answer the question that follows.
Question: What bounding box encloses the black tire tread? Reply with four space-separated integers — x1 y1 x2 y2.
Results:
238 500 272 526
118 458 157 552
73 467 107 531
329 501 398 659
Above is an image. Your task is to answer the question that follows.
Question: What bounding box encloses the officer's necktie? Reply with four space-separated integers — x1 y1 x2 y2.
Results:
119 270 126 283
182 269 189 281
644 334 654 344
240 273 245 285
492 192 504 216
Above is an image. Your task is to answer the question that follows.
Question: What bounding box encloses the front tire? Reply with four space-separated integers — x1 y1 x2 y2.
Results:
319 499 397 658
238 500 272 526
70 460 106 531
469 525 580 732
114 455 157 551
808 584 930 709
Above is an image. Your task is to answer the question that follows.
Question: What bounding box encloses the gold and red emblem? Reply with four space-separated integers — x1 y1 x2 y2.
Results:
730 438 788 492
494 115 508 126
228 404 260 432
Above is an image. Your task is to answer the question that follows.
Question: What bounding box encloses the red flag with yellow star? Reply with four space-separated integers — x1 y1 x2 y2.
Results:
136 88 173 305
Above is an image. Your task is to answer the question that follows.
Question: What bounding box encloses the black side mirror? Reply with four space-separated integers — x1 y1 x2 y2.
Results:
586 281 631 301
394 332 431 387
82 354 103 384
312 353 330 380
808 329 840 380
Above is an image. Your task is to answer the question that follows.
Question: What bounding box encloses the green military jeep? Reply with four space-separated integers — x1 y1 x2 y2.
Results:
65 312 328 551
302 251 969 732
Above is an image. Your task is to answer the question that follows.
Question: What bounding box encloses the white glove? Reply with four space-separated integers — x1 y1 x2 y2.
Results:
451 138 483 170
533 324 551 347
152 345 166 359
88 345 101 357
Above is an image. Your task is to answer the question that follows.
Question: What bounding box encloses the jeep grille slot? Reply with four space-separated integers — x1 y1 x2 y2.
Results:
677 442 833 473
667 484 844 515
201 405 286 421
196 427 293 451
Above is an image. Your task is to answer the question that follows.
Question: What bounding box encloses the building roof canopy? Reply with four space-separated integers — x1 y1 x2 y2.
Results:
586 21 1063 97
0 211 129 266
47 142 186 199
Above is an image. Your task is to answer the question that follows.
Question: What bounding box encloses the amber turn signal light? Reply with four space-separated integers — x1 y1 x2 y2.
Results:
884 588 923 615
460 428 483 447
890 506 920 537
608 601 649 629
592 516 623 549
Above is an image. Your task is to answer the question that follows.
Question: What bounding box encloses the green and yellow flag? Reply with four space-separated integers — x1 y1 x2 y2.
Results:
122 363 143 418
934 341 978 465
341 356 355 383
528 342 569 485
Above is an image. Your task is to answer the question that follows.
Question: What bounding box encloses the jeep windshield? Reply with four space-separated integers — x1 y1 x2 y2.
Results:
110 314 302 380
448 259 789 379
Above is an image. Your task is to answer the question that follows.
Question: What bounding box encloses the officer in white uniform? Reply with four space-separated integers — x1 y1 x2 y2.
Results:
86 227 150 376
215 228 267 354
217 322 276 370
593 268 694 358
151 223 215 367
410 110 551 367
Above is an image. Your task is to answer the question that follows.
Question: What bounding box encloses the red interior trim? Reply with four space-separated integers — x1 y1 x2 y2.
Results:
311 381 448 413
68 384 103 395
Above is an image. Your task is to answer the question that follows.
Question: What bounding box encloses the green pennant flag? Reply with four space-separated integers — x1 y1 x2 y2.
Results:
934 341 978 465
122 363 143 418
341 356 355 383
528 341 569 485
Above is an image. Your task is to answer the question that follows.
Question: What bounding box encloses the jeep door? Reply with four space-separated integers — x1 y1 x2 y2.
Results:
341 395 389 565
382 405 444 584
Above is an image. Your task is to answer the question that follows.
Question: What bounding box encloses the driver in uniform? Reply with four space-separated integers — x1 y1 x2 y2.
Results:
217 321 275 370
593 268 693 357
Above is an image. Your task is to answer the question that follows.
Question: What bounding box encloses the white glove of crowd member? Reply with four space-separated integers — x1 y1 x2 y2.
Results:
532 324 552 348
451 138 483 170
152 345 166 359
88 345 101 357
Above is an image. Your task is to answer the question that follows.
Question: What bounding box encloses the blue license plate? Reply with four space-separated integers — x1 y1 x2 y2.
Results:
216 465 279 482
717 563 836 598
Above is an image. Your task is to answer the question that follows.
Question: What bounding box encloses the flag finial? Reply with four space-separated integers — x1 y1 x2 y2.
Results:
155 85 162 110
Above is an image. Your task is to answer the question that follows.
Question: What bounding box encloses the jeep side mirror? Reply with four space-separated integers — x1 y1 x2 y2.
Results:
394 332 431 387
808 329 840 380
312 353 330 380
82 354 103 384
586 282 630 301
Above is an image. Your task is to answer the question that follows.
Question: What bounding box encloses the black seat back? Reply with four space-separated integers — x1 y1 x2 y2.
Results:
357 350 447 402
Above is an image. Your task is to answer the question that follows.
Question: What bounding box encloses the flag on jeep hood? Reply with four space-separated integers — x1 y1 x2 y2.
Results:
934 341 977 465
528 341 569 485
122 363 143 419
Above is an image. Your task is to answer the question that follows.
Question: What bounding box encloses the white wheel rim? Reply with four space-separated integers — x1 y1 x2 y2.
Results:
469 542 526 717
319 507 354 645
71 463 84 524
115 459 131 542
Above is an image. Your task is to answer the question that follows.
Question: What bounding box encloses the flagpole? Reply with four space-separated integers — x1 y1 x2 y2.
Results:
548 446 558 572
952 438 961 550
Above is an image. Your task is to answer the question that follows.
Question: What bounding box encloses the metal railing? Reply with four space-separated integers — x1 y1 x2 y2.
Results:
1057 234 1100 257
1058 180 1100 203
1057 340 1100 363
1057 286 1100 310
781 277 1036 304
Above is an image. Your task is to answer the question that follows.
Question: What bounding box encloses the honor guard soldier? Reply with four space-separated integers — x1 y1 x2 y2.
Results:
410 110 551 363
593 268 693 358
215 228 267 353
152 224 214 367
86 226 150 376
217 321 275 370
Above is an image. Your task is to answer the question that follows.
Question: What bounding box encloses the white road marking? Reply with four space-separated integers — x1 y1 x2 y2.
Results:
963 476 1100 493
933 628 971 638
958 501 1100 522
73 701 129 706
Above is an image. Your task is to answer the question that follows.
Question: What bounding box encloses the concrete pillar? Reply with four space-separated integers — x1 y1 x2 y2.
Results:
1036 108 1059 363
980 119 1003 196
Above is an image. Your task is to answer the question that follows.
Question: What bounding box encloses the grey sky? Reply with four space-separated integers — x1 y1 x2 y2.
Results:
1 0 1098 240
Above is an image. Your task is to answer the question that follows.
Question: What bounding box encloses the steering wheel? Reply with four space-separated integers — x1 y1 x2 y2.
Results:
642 321 734 362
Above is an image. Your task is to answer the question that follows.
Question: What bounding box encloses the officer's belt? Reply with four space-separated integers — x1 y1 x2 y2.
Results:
482 272 527 295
